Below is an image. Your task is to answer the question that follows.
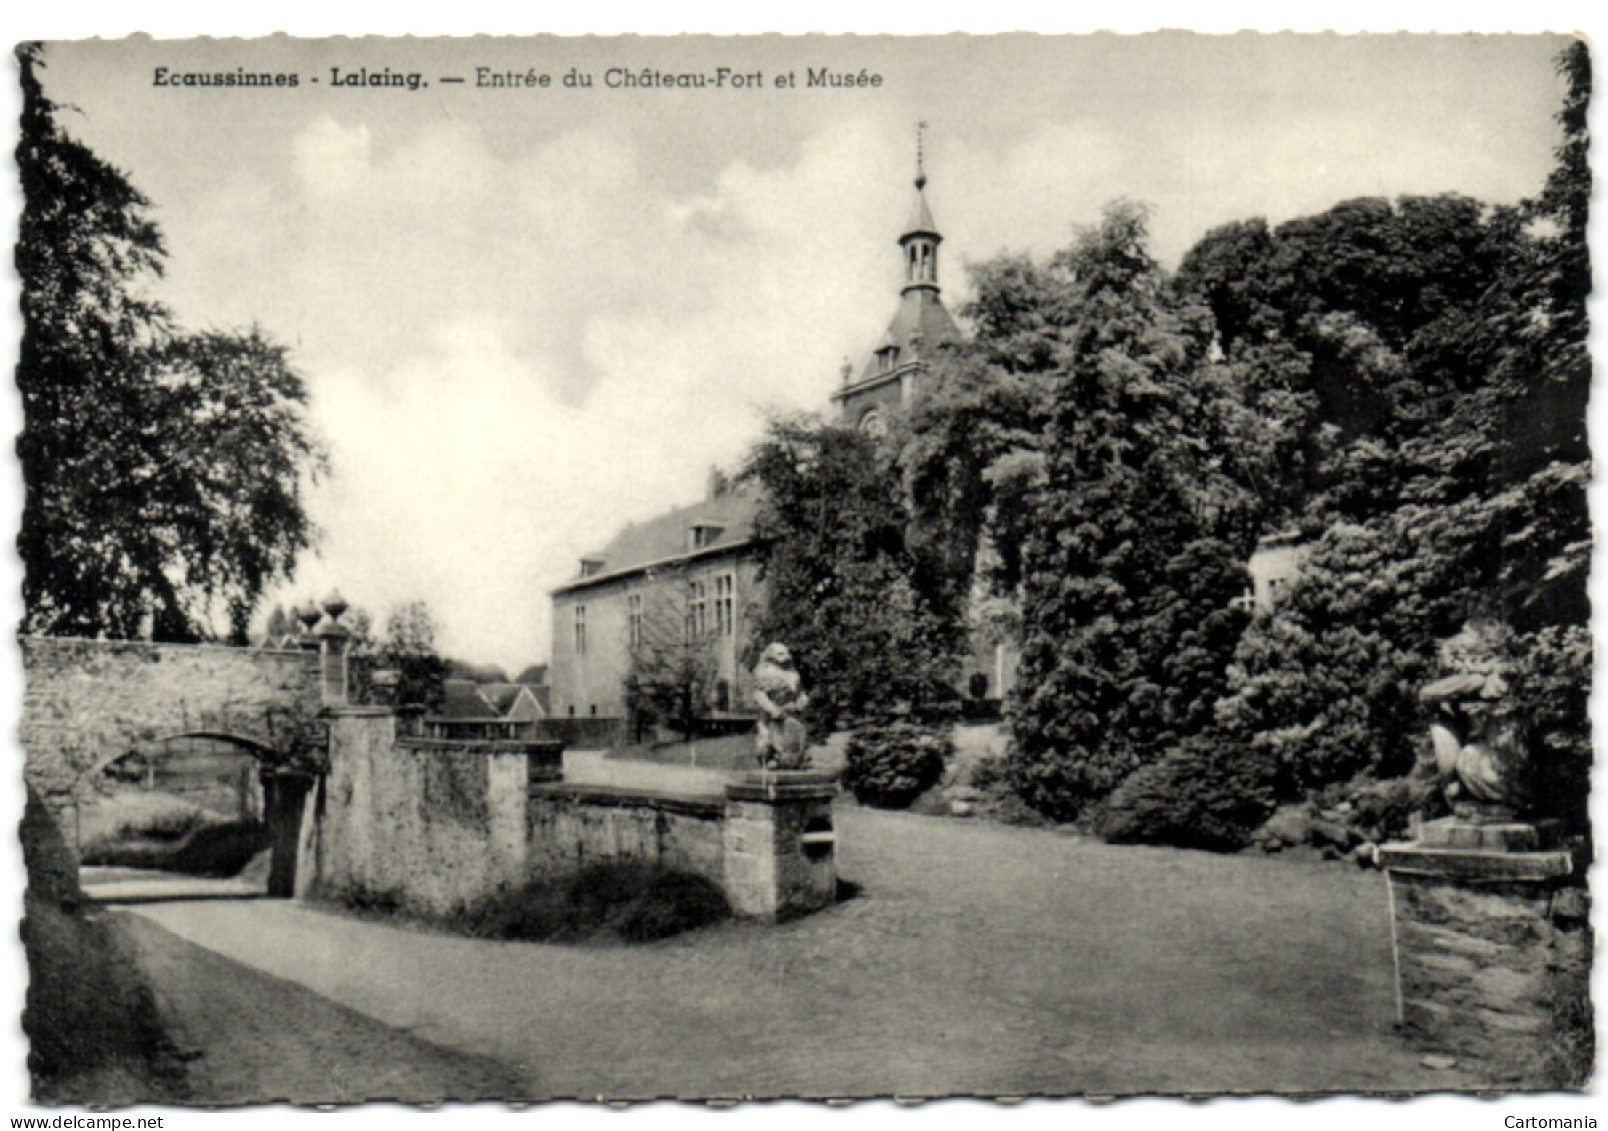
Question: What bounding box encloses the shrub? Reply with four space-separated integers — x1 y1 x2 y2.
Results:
463 861 731 943
1345 775 1437 842
842 721 953 809
1099 739 1279 852
79 791 220 855
82 818 269 877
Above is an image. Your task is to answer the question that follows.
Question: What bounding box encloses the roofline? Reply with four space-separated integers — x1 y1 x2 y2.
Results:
832 359 926 403
550 538 756 597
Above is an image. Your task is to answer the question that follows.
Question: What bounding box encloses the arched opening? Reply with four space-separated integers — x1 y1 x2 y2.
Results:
77 731 309 899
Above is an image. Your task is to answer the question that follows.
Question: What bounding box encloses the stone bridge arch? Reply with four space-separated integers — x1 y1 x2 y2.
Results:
19 636 324 866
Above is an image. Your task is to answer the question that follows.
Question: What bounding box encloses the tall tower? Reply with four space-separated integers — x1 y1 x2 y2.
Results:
832 123 961 434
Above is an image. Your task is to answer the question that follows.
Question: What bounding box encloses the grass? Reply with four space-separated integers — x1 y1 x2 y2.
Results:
80 789 221 848
80 789 268 876
22 785 189 1103
23 896 192 1103
604 732 759 771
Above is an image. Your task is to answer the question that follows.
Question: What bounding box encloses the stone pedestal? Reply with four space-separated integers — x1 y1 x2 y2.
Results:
1377 818 1588 1082
722 771 838 921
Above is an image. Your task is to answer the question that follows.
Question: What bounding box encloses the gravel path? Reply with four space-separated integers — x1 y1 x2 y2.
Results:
124 806 1480 1100
115 910 525 1104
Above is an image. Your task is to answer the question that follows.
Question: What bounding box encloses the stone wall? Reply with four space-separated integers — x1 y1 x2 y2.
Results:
526 784 726 879
1380 818 1590 1085
19 636 319 846
303 711 837 922
295 709 562 916
1389 872 1591 1082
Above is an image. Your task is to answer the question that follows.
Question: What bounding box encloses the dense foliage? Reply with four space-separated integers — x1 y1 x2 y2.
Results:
1171 43 1593 839
888 45 1590 842
16 44 325 643
843 721 954 809
903 203 1271 822
742 416 962 731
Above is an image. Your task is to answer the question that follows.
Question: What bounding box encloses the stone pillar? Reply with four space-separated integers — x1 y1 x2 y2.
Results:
315 590 352 707
722 771 837 921
1378 817 1588 1083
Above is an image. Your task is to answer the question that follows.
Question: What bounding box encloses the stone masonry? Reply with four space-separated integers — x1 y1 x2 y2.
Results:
1379 818 1589 1083
296 708 563 915
20 636 320 848
723 772 838 920
304 710 839 923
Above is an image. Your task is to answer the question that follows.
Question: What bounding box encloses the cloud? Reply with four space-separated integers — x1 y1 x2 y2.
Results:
224 112 919 667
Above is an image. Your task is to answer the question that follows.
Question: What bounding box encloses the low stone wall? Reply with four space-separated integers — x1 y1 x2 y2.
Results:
296 709 563 915
300 709 837 922
527 784 726 880
535 716 627 749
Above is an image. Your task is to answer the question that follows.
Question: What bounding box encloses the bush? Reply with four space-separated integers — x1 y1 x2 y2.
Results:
82 818 268 877
1344 775 1437 842
842 721 953 809
1099 739 1279 852
462 861 731 943
79 791 220 855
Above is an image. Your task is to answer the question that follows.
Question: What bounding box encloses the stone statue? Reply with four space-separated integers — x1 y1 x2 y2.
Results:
753 642 811 770
1420 622 1523 820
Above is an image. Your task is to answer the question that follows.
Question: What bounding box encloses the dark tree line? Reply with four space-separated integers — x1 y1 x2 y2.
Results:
746 43 1590 840
16 44 326 644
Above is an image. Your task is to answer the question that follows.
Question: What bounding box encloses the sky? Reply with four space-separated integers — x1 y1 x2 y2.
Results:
24 33 1577 671
2 4 1606 1128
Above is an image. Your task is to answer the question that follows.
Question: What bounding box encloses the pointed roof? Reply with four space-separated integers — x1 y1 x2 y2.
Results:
855 289 960 382
902 183 939 241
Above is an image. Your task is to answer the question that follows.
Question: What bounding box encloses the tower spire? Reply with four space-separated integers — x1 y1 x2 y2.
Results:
900 121 940 294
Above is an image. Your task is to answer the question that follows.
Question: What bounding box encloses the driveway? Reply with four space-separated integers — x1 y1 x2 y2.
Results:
122 806 1476 1099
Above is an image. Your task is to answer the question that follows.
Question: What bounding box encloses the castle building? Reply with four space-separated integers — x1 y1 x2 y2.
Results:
548 142 998 730
831 150 961 433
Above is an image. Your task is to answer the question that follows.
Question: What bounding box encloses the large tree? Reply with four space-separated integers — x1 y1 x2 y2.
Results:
1177 41 1593 836
742 416 961 731
986 203 1269 821
16 44 325 642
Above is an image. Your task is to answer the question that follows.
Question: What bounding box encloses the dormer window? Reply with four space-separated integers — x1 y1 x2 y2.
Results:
878 344 899 373
579 556 605 578
689 521 725 551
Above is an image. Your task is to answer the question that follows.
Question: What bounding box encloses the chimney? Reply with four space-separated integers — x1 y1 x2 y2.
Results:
707 466 730 500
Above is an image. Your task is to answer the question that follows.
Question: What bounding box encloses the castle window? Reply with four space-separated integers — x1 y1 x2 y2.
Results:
574 605 587 655
859 408 888 439
687 580 708 640
714 574 735 636
628 594 643 648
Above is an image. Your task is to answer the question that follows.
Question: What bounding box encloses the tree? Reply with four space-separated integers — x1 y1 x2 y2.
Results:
623 564 720 741
742 416 961 732
1172 42 1593 837
15 44 325 642
378 600 446 710
384 600 438 658
984 202 1269 821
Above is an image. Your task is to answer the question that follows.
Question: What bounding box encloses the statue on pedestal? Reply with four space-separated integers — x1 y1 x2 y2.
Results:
1420 621 1523 821
753 642 811 771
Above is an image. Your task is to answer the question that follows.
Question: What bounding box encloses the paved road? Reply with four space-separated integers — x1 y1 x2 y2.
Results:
125 806 1477 1100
